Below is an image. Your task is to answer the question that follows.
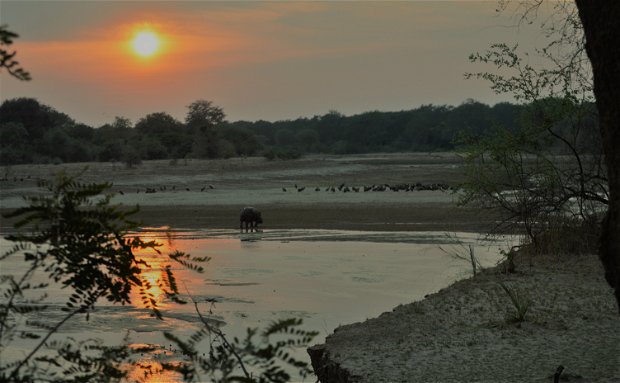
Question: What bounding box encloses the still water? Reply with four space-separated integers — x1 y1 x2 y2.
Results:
0 229 514 382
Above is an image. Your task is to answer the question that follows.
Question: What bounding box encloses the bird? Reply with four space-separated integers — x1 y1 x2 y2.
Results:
201 186 206 191
282 187 287 192
297 186 305 192
208 184 214 189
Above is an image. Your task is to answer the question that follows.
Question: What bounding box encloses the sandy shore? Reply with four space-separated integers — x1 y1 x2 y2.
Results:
130 203 501 233
309 251 620 383
0 153 504 234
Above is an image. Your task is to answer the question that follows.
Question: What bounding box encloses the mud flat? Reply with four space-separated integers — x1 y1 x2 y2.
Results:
0 153 503 233
308 251 620 383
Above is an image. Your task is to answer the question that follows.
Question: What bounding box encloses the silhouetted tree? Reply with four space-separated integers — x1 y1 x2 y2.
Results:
94 117 134 162
461 0 608 250
0 122 30 163
575 1 620 313
220 125 261 156
185 100 226 159
135 112 187 158
185 99 225 131
0 98 73 142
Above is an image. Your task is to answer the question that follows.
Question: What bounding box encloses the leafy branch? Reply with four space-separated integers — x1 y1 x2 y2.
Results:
0 172 206 382
0 25 31 81
159 291 318 383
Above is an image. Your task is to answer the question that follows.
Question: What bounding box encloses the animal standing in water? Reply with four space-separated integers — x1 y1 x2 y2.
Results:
240 207 263 232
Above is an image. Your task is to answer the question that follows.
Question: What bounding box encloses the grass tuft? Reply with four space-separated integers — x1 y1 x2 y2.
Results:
499 281 530 323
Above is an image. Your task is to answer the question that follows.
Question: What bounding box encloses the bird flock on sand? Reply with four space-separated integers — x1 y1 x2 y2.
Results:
2 175 453 196
0 176 217 195
138 184 215 194
283 182 453 193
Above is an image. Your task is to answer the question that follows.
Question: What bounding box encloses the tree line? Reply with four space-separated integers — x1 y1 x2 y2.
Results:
0 96 600 166
0 97 528 165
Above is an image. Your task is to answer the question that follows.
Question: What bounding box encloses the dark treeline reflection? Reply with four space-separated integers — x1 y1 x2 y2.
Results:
0 97 596 165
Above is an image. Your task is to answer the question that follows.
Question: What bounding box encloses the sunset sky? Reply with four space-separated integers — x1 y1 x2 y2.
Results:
1 1 550 127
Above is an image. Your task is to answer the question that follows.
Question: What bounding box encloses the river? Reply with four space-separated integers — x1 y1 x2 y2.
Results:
0 228 515 382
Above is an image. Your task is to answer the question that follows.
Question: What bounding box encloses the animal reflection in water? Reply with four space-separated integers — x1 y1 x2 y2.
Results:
240 207 263 233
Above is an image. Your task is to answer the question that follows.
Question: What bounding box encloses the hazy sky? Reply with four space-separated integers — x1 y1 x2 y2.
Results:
1 1 551 127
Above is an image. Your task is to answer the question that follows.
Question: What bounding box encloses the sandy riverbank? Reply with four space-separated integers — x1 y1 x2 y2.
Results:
129 203 501 233
0 153 504 234
309 250 620 383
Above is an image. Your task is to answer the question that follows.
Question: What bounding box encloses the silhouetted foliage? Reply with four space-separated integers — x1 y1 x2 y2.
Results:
230 101 524 155
135 112 188 159
161 303 317 383
0 122 30 163
0 172 204 382
94 117 134 162
0 25 30 81
0 98 72 142
0 96 542 165
461 2 606 253
186 100 228 159
185 99 225 131
219 125 261 156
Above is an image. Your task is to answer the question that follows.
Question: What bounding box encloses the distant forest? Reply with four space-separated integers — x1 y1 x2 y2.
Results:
0 97 586 165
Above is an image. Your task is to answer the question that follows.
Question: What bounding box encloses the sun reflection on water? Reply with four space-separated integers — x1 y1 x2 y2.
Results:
129 233 174 311
124 229 204 382
126 227 219 317
126 361 182 383
127 345 196 383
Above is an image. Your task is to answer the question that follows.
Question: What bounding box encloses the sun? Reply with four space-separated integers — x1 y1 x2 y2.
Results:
132 30 160 58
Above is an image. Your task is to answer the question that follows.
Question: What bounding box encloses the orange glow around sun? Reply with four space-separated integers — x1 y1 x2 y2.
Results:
130 27 163 59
